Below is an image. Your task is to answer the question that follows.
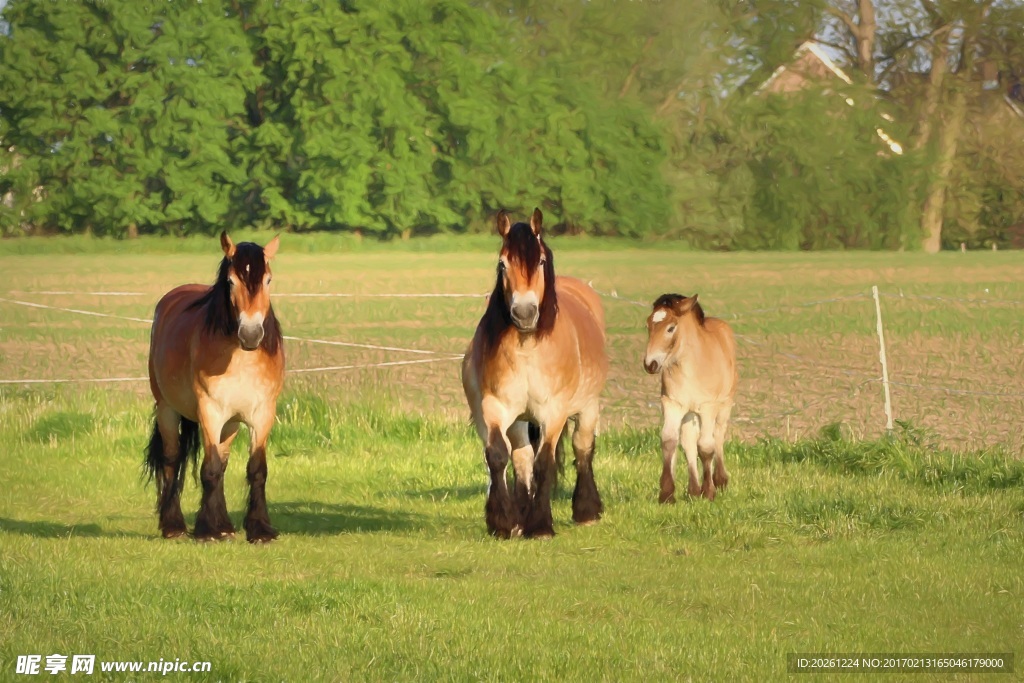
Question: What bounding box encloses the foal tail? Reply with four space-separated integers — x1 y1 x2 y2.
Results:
143 416 201 499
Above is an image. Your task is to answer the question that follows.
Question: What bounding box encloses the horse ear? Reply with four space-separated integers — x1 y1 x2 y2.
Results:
263 235 280 261
495 210 511 238
673 294 698 315
220 231 236 259
530 208 543 237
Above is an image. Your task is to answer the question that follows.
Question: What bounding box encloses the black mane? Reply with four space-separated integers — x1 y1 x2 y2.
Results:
481 222 558 352
189 242 283 355
653 293 705 327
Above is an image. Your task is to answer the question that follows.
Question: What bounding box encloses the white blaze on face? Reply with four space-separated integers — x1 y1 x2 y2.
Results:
652 309 667 324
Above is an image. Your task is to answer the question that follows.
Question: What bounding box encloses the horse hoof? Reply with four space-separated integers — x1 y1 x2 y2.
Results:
246 527 279 544
574 518 600 527
161 527 188 539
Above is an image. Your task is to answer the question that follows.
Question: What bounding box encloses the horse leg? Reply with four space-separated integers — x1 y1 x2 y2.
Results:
659 400 686 504
697 409 718 501
153 404 187 538
571 402 602 525
523 419 565 538
244 409 278 543
194 415 238 540
712 405 732 491
508 421 534 528
680 411 701 498
478 396 520 538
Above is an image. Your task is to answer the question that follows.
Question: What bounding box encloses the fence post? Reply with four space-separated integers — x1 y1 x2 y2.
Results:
871 285 894 432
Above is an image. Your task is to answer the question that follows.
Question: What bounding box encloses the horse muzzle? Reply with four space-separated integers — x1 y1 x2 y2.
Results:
510 302 539 332
643 357 662 374
238 323 265 351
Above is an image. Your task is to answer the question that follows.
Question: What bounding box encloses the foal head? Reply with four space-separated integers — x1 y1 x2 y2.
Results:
643 293 705 374
490 208 557 335
216 232 280 351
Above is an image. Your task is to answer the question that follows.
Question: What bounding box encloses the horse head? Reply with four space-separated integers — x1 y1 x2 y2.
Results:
644 293 704 374
494 208 556 334
219 232 279 351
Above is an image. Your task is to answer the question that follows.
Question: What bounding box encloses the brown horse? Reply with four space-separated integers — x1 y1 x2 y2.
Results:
462 209 608 538
144 232 285 542
643 294 737 502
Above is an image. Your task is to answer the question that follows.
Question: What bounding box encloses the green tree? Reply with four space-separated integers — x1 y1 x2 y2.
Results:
0 0 259 236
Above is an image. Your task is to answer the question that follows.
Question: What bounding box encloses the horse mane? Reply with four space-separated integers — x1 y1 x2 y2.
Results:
480 222 558 352
188 242 283 355
653 293 705 327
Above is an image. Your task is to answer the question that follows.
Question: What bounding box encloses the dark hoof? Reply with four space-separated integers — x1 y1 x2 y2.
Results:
713 474 730 490
572 509 602 526
161 526 188 539
193 518 236 541
245 520 279 544
702 487 716 502
687 481 702 497
487 524 523 540
525 524 555 539
659 491 676 504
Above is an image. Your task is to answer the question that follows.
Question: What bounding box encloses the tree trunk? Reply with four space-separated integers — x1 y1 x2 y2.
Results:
856 0 876 79
920 84 967 253
912 33 950 152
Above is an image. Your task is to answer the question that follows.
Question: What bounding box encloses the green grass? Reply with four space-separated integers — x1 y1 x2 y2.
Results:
1 239 1022 681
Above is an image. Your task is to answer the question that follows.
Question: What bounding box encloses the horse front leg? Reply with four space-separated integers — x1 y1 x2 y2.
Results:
659 399 687 503
244 408 278 543
194 413 238 541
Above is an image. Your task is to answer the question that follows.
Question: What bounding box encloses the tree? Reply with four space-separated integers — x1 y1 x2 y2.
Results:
0 0 259 236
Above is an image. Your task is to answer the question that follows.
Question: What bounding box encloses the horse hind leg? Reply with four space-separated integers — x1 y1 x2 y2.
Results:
680 413 702 498
697 410 718 501
711 408 732 491
523 418 567 538
509 421 534 528
194 417 238 541
571 405 602 525
145 405 191 538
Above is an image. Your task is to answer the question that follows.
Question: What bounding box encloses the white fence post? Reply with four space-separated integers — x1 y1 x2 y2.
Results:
871 285 894 432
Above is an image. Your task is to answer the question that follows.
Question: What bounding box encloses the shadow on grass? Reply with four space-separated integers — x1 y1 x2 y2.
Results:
269 501 425 535
0 517 149 539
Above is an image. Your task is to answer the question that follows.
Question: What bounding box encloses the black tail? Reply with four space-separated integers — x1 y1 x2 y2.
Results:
143 416 201 504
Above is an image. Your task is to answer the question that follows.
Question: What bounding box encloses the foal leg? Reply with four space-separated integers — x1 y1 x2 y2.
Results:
244 409 278 543
571 402 603 525
154 404 187 538
524 418 566 538
508 421 534 528
659 399 686 503
194 413 238 541
712 406 732 491
697 408 718 501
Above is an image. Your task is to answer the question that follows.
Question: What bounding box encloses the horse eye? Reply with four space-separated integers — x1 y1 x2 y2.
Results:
667 325 677 334
539 257 547 266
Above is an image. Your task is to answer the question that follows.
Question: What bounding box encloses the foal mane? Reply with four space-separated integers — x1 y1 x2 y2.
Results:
653 293 705 327
481 221 558 352
189 241 283 355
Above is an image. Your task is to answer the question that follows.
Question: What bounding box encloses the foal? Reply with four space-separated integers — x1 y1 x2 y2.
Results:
462 209 609 538
644 294 737 502
145 232 285 542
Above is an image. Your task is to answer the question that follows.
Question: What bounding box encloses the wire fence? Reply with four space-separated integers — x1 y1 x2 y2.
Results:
1 284 1021 452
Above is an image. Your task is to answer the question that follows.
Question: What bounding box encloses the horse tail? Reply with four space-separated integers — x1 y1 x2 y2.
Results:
143 415 201 503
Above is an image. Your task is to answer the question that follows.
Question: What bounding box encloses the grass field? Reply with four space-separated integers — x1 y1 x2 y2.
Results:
1 235 1022 681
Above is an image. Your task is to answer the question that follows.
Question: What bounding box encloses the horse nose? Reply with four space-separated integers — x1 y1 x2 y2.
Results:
644 359 660 374
511 302 539 329
238 324 265 350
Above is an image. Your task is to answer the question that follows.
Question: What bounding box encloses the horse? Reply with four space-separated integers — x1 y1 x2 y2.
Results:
643 293 737 503
462 208 608 538
144 232 285 542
